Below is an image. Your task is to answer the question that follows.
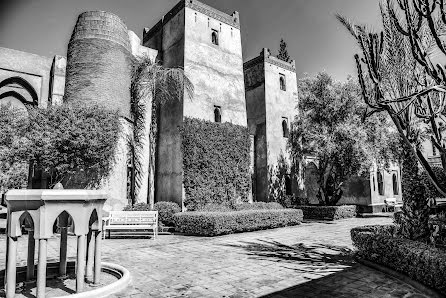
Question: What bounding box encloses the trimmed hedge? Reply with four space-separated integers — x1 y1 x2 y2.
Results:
297 205 357 220
174 209 303 236
351 225 446 295
180 117 251 211
197 202 284 212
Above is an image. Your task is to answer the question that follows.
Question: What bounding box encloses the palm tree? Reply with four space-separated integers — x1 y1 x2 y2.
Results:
129 55 193 206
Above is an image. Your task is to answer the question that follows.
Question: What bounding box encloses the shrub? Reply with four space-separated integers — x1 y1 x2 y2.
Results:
153 201 181 226
421 166 446 200
180 117 251 211
123 202 181 226
351 225 446 295
174 209 303 236
297 205 357 220
123 203 152 211
234 202 284 211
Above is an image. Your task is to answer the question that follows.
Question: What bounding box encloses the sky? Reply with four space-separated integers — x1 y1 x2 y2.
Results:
0 0 382 81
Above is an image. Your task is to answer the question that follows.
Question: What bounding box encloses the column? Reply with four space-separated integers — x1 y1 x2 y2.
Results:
94 230 102 285
76 234 86 292
26 230 35 280
59 226 68 277
86 230 95 282
5 237 17 298
36 239 47 298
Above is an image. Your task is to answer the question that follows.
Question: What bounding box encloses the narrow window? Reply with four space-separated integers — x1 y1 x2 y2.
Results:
214 106 221 122
392 173 399 195
377 171 384 196
194 12 197 23
211 30 219 45
280 74 286 91
285 175 292 195
220 23 222 32
282 117 289 138
372 176 376 191
208 18 210 27
231 28 233 37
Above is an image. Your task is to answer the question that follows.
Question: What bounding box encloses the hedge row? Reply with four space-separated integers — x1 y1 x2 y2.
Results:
197 202 284 212
174 209 303 236
351 225 446 295
296 205 357 220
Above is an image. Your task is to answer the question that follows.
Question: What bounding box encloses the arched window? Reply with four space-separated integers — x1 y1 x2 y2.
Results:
285 175 292 195
214 106 221 123
392 173 399 195
212 31 219 45
279 74 286 91
377 171 384 196
282 118 289 138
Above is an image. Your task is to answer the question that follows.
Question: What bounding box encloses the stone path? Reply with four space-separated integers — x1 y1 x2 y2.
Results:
0 217 431 297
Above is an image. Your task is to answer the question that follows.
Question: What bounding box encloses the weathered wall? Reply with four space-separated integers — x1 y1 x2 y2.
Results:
244 49 298 202
65 11 133 211
144 4 186 206
0 47 53 108
369 163 402 209
263 50 298 169
49 55 66 106
143 0 246 206
183 4 246 126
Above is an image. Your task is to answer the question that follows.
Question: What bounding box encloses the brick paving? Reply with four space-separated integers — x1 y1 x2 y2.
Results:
0 217 431 297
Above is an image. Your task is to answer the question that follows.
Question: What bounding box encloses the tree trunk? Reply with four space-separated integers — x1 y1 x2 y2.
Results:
398 141 430 241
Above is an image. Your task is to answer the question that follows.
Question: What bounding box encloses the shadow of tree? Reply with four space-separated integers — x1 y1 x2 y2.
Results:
225 240 355 275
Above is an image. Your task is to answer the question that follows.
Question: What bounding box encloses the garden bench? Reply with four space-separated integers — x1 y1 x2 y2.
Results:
384 198 403 212
102 211 158 239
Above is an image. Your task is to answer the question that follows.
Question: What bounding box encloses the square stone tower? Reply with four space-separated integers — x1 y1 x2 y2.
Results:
244 48 299 201
143 0 247 205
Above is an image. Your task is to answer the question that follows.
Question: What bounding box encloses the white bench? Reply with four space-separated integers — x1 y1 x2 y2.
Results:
103 211 158 239
384 198 403 212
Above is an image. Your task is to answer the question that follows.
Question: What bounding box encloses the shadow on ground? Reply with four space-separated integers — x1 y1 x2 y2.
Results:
225 240 355 275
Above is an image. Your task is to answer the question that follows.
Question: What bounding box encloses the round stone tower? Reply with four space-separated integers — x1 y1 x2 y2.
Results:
64 11 132 118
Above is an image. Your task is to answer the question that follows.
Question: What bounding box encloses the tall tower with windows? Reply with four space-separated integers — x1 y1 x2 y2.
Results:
244 48 299 201
143 0 247 205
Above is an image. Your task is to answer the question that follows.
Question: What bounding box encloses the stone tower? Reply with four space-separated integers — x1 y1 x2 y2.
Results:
244 48 299 201
143 0 247 205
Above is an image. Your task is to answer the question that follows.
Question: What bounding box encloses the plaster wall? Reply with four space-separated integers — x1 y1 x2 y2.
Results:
264 59 298 168
144 6 185 206
183 7 247 126
369 163 402 208
0 47 53 108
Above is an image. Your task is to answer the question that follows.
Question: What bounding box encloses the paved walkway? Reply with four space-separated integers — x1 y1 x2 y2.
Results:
0 217 430 297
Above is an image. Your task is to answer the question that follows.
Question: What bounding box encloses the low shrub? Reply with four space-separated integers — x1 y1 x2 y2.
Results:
174 209 303 236
123 202 181 226
351 225 446 295
234 202 284 211
153 201 181 226
297 205 357 220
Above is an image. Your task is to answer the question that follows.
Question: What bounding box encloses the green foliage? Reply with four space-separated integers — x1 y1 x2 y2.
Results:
422 167 446 200
0 104 30 191
289 72 396 206
277 38 291 62
351 225 446 295
429 213 446 248
268 154 290 206
180 117 251 211
174 209 303 236
0 102 120 191
197 202 284 212
123 201 181 226
297 205 357 220
153 201 181 226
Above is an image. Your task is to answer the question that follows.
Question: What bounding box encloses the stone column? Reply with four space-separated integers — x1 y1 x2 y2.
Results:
36 239 47 298
5 236 17 298
76 234 86 292
94 230 102 284
59 227 68 277
86 230 95 282
26 230 35 280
